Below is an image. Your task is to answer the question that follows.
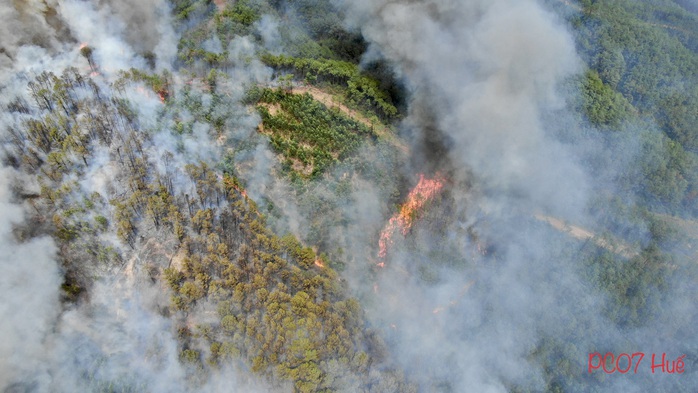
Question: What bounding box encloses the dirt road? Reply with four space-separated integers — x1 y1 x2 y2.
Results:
534 213 639 258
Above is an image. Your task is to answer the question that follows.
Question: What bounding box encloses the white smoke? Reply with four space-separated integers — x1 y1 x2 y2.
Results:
0 167 62 390
0 1 277 391
329 0 697 391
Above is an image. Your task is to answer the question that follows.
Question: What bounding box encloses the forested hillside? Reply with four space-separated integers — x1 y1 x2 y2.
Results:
1 0 697 392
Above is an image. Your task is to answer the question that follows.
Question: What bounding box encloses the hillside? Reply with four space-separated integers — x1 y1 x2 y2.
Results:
1 0 697 392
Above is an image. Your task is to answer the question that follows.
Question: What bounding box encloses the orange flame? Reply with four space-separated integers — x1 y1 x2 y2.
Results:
221 175 249 200
377 173 445 262
314 259 325 268
238 188 248 199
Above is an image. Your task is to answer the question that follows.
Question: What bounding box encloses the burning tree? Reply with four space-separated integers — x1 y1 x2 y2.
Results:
79 44 95 72
377 173 445 263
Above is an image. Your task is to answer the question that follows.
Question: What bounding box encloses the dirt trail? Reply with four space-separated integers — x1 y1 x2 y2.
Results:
534 214 639 259
292 86 373 128
290 85 410 154
257 102 281 116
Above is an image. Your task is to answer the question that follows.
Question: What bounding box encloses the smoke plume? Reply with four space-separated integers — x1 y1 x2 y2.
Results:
1 0 696 391
330 0 697 391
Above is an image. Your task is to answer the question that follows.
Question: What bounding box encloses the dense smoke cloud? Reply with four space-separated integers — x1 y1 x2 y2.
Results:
331 0 696 391
0 0 67 70
99 0 178 60
0 0 176 88
340 0 586 215
0 167 61 390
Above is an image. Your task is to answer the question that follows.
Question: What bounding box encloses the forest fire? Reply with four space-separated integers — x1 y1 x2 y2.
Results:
135 85 168 103
222 175 249 199
377 173 445 262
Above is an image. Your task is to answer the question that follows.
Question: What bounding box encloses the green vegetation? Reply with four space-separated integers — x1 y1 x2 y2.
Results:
217 2 260 26
262 55 399 119
636 130 698 213
583 247 670 328
172 0 400 122
166 169 412 391
267 0 367 62
11 69 130 292
581 70 634 127
256 87 376 178
564 0 698 217
116 69 173 101
523 2 698 390
8 62 412 391
573 0 698 149
7 0 698 391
